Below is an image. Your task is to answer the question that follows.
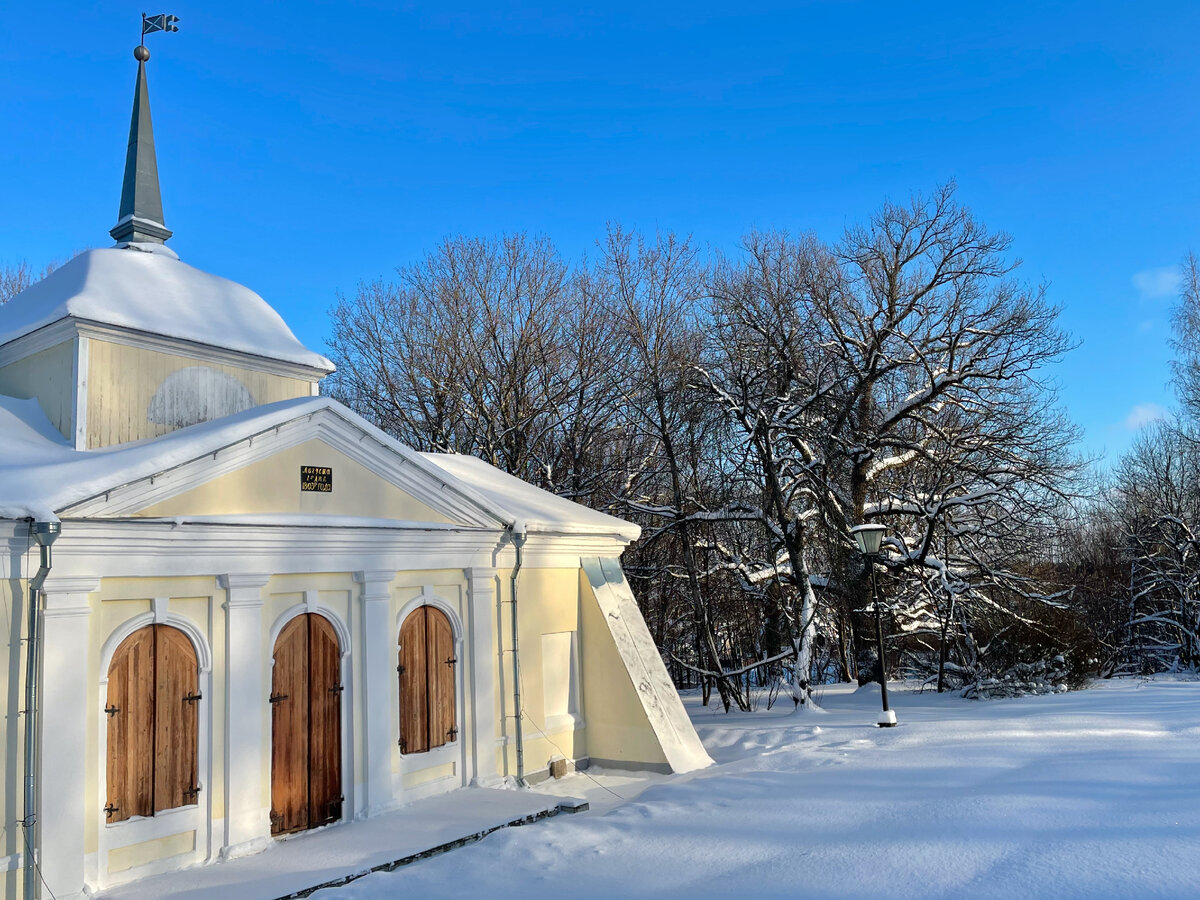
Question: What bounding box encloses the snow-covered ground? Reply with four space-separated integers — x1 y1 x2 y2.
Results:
315 678 1200 899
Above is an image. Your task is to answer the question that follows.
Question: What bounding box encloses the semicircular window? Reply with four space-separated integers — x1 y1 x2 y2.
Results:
148 366 254 428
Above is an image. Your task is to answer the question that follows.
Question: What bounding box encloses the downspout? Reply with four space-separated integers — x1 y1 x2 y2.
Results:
508 521 527 785
23 520 60 900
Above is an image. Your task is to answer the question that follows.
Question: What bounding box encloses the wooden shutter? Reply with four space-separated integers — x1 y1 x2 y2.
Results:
271 615 310 834
106 627 155 822
426 607 456 749
154 625 200 812
307 614 342 827
398 608 429 754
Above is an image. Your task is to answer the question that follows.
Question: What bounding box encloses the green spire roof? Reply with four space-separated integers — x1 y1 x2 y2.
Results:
110 52 172 245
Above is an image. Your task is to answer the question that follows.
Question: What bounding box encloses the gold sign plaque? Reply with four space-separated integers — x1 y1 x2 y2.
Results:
300 466 333 493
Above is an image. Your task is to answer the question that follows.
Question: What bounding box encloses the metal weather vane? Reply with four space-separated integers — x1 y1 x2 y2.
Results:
140 11 180 45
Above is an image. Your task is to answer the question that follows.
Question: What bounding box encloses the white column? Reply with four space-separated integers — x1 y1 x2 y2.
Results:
466 567 501 786
39 576 99 900
354 570 395 815
218 573 271 855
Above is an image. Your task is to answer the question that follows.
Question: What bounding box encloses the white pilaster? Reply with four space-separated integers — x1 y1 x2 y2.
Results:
354 570 395 815
467 567 501 786
218 573 271 855
39 576 99 900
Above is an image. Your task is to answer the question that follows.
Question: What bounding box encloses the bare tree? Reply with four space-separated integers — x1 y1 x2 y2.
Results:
700 184 1083 698
1170 252 1200 420
1 259 58 304
598 225 749 709
327 234 625 505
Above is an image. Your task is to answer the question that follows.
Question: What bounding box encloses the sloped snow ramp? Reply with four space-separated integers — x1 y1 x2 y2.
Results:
582 557 713 773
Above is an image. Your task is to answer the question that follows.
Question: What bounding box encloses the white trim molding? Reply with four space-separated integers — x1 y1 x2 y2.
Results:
39 577 98 900
355 570 396 815
219 573 270 855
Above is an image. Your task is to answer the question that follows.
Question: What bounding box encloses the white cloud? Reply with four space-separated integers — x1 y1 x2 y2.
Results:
1123 402 1169 431
1132 266 1182 302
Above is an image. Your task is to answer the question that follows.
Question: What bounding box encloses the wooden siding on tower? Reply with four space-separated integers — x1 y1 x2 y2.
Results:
0 339 77 440
86 338 314 448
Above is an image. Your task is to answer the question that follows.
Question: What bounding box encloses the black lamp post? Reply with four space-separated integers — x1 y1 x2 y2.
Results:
851 523 897 727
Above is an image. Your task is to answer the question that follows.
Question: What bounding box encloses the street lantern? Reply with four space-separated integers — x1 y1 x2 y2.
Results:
851 523 898 728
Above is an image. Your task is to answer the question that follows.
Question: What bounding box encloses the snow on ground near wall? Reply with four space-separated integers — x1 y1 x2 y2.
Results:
316 679 1200 899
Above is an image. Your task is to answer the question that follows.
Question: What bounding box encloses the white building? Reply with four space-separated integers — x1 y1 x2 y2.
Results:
0 45 710 899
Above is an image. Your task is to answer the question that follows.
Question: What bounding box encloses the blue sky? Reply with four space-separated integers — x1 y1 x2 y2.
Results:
3 1 1198 464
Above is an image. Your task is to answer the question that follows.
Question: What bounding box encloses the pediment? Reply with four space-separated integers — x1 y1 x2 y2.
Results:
59 403 510 529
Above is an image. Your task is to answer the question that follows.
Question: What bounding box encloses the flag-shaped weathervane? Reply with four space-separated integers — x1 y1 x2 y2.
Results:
142 12 181 40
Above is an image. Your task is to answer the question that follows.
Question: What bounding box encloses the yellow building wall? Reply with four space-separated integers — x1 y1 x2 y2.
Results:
490 566 668 779
86 339 316 448
135 440 453 522
578 569 670 768
0 339 76 440
1 558 664 887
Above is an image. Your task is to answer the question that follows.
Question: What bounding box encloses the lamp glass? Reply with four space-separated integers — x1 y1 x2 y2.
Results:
851 523 886 556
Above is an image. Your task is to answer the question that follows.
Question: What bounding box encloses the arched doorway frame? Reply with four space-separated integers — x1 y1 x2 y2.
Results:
95 604 213 888
394 591 467 800
267 592 354 831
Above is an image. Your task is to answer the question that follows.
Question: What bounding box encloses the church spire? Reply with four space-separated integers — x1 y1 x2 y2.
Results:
110 15 180 245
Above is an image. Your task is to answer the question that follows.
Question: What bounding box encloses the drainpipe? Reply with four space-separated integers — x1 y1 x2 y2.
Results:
508 522 527 785
23 520 60 900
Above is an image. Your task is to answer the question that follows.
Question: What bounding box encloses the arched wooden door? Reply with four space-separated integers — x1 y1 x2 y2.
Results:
270 613 342 835
398 606 456 754
106 624 199 822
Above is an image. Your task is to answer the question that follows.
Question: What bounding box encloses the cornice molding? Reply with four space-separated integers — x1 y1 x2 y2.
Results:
0 317 330 380
217 573 272 592
41 575 102 594
39 519 627 580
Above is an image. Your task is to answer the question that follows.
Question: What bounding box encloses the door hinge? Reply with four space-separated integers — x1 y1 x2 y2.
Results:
184 783 202 801
445 656 457 667
397 664 405 675
269 693 288 704
104 704 120 717
399 737 407 752
448 725 458 740
329 683 344 694
104 803 119 818
183 692 202 704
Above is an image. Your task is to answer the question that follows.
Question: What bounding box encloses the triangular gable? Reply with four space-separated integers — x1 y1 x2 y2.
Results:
59 401 513 529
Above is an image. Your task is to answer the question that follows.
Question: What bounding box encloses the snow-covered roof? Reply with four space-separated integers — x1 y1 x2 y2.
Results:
0 245 333 372
0 394 639 543
423 453 641 541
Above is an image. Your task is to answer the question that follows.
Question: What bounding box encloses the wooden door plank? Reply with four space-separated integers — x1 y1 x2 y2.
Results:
398 608 429 754
427 607 456 749
307 614 342 827
271 615 310 834
153 625 199 813
106 626 155 822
